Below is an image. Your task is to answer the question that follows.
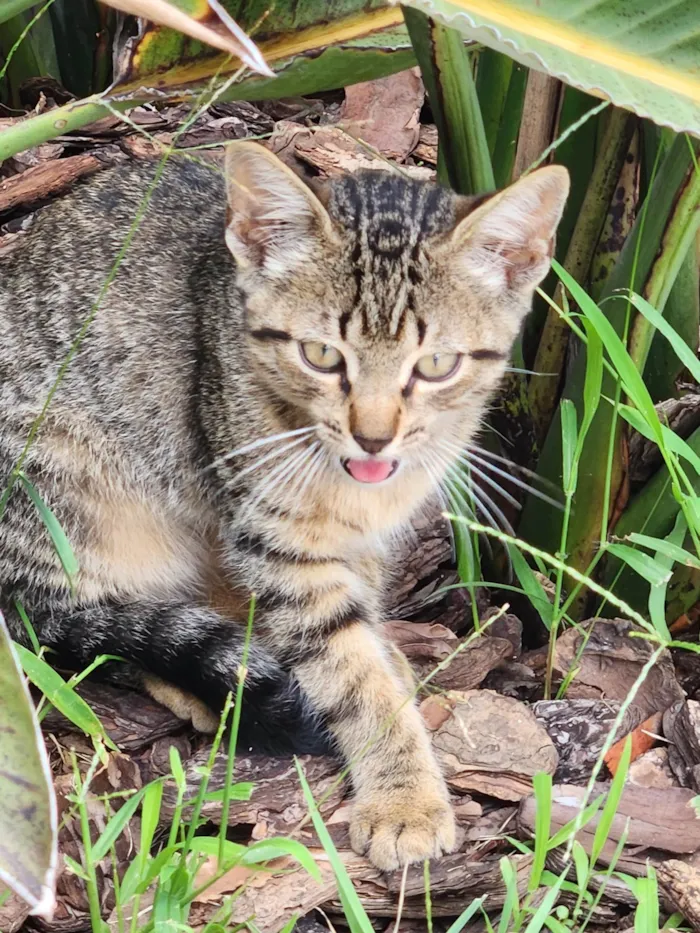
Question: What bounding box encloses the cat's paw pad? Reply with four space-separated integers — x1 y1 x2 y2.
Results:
350 788 457 871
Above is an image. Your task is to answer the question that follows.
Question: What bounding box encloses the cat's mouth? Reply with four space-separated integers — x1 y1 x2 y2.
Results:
342 457 399 484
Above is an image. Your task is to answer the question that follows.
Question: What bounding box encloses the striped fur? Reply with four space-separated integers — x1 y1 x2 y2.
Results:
0 142 568 868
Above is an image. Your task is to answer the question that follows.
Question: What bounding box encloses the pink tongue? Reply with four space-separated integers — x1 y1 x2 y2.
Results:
346 458 394 483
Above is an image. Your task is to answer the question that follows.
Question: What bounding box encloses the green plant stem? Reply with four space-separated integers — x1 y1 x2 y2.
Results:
403 5 494 195
529 107 635 445
545 493 573 699
218 594 256 865
628 136 700 374
475 48 512 159
0 95 143 162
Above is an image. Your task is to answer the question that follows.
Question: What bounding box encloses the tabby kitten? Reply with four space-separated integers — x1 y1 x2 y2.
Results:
0 141 568 869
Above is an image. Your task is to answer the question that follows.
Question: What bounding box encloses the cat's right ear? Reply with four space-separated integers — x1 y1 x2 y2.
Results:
224 141 336 277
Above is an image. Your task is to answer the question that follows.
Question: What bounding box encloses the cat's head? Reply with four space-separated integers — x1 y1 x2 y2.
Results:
223 142 568 525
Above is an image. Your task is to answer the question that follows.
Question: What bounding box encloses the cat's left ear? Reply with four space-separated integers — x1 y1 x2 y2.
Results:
224 141 336 277
448 165 570 293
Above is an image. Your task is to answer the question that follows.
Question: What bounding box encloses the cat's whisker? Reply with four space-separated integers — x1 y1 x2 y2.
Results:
236 444 314 516
453 447 563 510
244 443 318 514
208 425 319 470
284 445 327 511
438 441 521 511
225 435 313 489
466 442 554 486
444 463 515 536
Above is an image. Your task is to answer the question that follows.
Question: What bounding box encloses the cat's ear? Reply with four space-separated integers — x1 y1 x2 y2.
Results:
448 165 570 293
224 141 335 276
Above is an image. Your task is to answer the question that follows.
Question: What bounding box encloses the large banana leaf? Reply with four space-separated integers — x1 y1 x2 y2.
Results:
0 612 57 917
111 2 413 97
401 0 700 137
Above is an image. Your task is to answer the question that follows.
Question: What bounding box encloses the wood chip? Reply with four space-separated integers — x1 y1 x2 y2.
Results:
657 859 700 927
551 619 684 718
428 690 558 800
663 700 700 790
627 747 678 790
0 148 127 214
339 68 424 162
534 699 645 783
604 711 662 776
519 782 700 875
386 622 514 691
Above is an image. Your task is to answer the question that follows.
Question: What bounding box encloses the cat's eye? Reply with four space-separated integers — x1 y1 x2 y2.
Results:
300 341 344 372
414 352 461 381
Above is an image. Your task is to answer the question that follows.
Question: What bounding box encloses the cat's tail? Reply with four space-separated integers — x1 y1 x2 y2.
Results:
4 598 332 755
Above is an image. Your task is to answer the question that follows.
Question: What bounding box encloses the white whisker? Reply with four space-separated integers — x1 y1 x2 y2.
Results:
208 424 318 469
225 435 312 489
445 463 515 535
288 446 327 510
240 443 316 516
438 441 521 511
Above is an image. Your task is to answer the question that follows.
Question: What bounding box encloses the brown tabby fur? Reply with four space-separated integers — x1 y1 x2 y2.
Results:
0 141 568 869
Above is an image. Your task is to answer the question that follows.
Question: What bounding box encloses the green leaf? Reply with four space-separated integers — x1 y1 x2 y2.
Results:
523 871 565 933
140 780 164 869
18 473 78 586
445 896 487 933
14 645 110 742
403 6 493 195
242 837 322 880
0 612 57 916
560 399 577 495
112 4 413 100
508 545 553 628
648 513 687 641
295 758 373 933
571 840 589 895
624 530 700 569
91 787 147 862
529 772 552 892
591 735 631 868
498 856 519 933
604 543 673 588
202 782 254 802
400 0 700 137
628 290 700 386
99 0 274 76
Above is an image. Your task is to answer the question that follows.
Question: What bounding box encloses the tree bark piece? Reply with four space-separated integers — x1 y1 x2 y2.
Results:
663 700 700 790
657 859 700 928
0 148 127 213
385 621 514 691
156 750 346 834
42 682 188 752
427 690 558 801
518 782 700 876
534 699 645 783
550 619 684 719
339 69 424 162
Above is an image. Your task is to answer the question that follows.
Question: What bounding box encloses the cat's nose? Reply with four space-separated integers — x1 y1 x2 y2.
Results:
353 434 393 455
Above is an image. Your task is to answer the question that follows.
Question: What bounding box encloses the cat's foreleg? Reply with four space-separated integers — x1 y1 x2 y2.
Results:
291 621 456 870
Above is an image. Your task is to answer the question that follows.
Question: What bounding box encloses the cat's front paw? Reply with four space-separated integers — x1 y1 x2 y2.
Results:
349 784 457 871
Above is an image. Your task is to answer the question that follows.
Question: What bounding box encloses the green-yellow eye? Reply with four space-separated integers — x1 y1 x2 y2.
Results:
414 352 461 381
300 341 344 372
